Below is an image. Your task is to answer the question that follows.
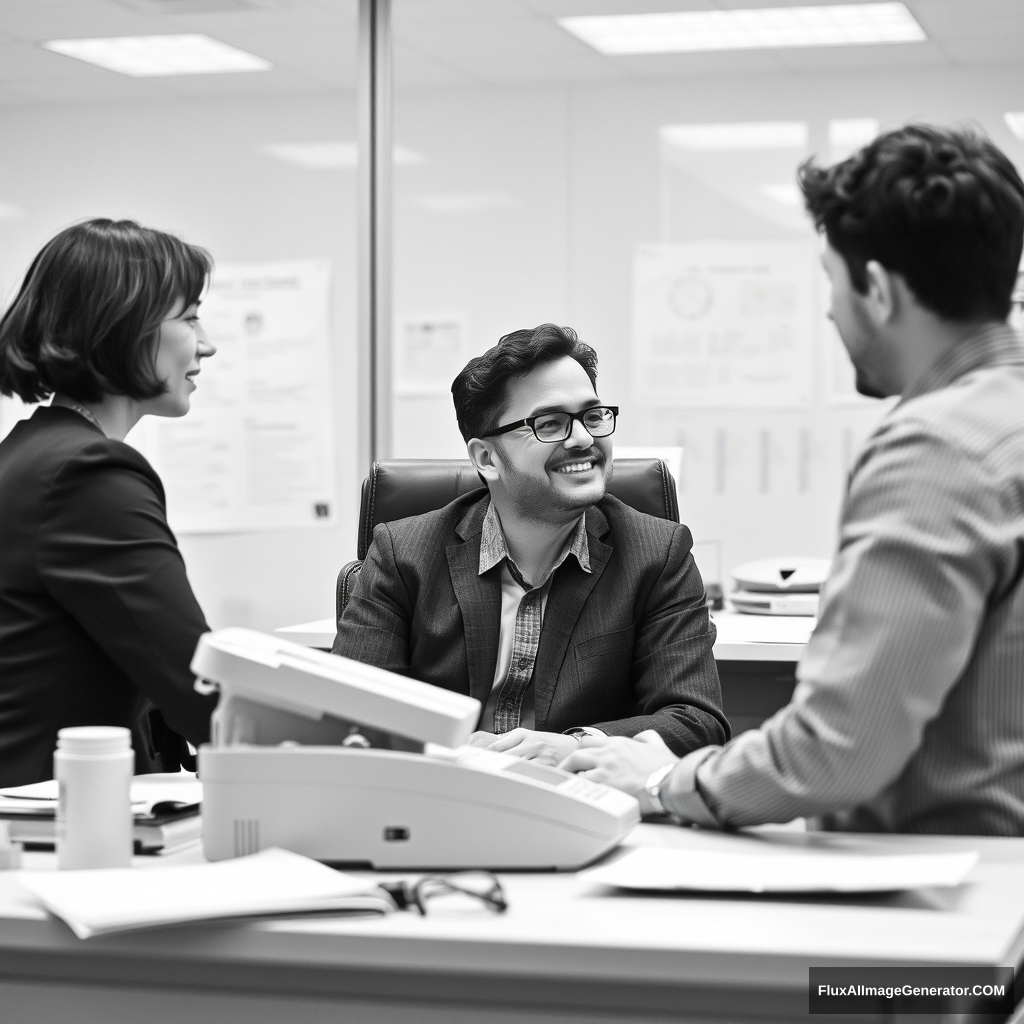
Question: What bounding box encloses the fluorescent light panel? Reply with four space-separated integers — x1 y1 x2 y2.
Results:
260 143 425 169
44 34 271 76
662 121 808 150
560 3 926 55
1005 113 1024 141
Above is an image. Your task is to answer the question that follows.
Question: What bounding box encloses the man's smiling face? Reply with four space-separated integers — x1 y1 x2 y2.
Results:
487 355 612 519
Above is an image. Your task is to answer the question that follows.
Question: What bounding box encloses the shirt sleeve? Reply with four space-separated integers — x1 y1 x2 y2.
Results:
672 417 1007 827
37 442 217 746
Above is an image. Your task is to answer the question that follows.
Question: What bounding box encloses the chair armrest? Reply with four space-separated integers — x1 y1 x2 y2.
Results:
336 560 363 629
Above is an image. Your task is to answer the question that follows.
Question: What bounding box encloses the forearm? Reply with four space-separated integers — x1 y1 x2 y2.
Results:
593 705 727 755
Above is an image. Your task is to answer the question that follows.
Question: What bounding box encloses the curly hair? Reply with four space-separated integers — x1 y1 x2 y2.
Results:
0 218 212 403
451 324 599 442
799 125 1024 323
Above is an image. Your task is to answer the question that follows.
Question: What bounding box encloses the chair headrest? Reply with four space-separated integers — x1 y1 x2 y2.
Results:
358 458 678 559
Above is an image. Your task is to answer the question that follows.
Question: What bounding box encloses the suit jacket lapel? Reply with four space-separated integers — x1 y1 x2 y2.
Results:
448 498 501 708
533 505 612 729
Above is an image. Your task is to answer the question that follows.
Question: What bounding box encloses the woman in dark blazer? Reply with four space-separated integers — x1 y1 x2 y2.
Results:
0 219 219 786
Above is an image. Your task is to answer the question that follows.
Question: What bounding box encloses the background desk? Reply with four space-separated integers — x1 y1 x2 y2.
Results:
276 610 814 734
1 825 1021 1024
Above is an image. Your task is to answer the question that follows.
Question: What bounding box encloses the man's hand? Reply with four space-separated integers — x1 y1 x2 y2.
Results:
559 730 680 813
466 728 580 765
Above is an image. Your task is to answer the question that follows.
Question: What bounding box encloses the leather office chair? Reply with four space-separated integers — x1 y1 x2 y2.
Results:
336 458 679 628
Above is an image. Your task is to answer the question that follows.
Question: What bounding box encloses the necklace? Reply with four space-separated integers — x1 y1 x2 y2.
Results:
65 401 103 432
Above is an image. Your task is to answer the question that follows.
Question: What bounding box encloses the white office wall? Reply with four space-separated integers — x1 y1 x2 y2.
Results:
392 64 1024 583
0 95 361 631
1 61 1020 625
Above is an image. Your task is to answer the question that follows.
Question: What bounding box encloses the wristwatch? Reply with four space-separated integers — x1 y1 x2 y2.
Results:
643 763 676 815
563 726 606 742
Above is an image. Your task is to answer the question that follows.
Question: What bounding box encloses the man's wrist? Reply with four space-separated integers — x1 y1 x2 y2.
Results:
643 763 675 814
659 746 721 825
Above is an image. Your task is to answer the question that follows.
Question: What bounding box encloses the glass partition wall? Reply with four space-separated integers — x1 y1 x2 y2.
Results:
388 0 1024 587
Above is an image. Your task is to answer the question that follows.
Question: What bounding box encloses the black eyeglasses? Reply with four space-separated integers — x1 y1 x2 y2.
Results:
481 406 618 444
381 872 508 916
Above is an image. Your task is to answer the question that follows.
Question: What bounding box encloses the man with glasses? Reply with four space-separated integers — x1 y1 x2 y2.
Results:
333 323 728 765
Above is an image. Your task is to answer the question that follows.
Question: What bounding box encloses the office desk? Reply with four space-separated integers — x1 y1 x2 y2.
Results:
275 610 813 733
1 825 1022 1024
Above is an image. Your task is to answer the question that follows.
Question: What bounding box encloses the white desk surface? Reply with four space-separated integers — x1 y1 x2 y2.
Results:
276 609 814 664
0 825 1022 1023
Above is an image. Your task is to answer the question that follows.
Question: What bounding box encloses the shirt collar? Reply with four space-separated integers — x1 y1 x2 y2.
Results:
900 322 1024 405
478 499 591 588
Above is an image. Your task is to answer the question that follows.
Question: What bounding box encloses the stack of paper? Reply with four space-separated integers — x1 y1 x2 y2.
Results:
18 847 395 938
582 845 979 894
0 773 202 854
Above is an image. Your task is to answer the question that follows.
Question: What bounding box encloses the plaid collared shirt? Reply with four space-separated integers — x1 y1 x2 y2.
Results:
479 500 590 733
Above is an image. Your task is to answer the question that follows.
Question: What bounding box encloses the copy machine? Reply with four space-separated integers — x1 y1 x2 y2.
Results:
193 629 640 869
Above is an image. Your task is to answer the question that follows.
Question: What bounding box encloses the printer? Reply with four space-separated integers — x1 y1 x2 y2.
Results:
194 628 639 870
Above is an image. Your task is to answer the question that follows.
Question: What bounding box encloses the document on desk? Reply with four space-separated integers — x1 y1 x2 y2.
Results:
582 846 978 894
17 847 395 939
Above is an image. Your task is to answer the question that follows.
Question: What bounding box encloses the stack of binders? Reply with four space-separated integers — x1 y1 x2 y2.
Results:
0 772 202 855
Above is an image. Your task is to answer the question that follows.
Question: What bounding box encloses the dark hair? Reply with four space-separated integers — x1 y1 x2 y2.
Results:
452 324 598 442
0 218 212 403
799 125 1024 322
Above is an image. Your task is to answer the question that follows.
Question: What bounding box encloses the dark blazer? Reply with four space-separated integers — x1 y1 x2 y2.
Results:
0 406 217 786
333 490 729 755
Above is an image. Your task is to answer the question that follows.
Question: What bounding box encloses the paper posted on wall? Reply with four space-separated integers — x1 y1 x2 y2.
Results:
129 260 338 534
631 241 816 409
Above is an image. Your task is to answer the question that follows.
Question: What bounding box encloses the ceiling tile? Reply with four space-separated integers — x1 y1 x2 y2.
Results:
395 17 625 81
773 40 950 71
171 6 356 35
191 24 355 67
393 0 537 26
935 36 1024 66
909 0 1024 37
611 49 789 78
0 41 130 82
394 43 474 88
155 66 330 95
0 73 172 103
0 1 169 43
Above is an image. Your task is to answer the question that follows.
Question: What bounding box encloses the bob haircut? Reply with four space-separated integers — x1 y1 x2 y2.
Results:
451 324 599 442
0 218 212 404
799 125 1024 323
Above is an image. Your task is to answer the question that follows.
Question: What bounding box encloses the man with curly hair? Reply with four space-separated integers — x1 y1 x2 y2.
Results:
565 125 1024 836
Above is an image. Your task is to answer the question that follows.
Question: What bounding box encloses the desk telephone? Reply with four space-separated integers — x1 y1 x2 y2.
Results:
194 629 639 870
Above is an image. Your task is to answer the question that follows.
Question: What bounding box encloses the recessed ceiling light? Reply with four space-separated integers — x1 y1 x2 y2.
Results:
1005 113 1024 141
662 121 808 150
760 183 802 206
43 35 271 76
560 3 926 55
259 142 425 169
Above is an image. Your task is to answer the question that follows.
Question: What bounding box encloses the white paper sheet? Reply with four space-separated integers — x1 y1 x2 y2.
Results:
582 845 978 894
127 260 338 534
17 847 393 938
0 773 201 817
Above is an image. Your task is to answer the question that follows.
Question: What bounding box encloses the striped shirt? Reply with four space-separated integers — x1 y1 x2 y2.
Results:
663 323 1024 835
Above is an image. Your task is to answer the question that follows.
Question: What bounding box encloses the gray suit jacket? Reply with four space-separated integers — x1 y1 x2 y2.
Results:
333 490 728 755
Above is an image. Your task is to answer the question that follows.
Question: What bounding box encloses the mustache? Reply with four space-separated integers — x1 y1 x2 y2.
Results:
548 447 605 471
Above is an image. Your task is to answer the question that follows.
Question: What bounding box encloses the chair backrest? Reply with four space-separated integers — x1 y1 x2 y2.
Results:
356 457 678 559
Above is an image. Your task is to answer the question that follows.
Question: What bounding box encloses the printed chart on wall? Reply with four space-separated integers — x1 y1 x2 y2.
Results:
129 259 337 534
631 241 816 409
